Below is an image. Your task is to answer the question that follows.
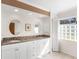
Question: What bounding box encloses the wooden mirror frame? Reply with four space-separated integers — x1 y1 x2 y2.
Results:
9 22 15 35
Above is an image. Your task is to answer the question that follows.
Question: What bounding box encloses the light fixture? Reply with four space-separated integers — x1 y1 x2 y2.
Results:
14 9 19 12
28 13 33 15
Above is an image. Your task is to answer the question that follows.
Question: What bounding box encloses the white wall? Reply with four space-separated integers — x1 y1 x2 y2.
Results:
1 11 42 38
41 17 50 35
1 4 50 38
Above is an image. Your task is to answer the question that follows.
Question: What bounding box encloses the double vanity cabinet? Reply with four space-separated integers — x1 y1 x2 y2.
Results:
2 38 49 59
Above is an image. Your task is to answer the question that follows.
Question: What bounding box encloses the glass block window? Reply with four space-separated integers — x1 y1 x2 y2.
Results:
59 17 77 41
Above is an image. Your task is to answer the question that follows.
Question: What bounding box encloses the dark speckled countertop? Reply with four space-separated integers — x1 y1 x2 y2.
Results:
1 35 50 46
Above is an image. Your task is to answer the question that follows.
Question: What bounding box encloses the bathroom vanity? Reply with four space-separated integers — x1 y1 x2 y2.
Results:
2 35 50 59
1 4 50 59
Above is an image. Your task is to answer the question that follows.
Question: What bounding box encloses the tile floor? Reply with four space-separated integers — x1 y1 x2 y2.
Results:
39 52 76 59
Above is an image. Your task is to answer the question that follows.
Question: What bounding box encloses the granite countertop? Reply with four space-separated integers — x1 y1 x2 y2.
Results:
1 35 50 46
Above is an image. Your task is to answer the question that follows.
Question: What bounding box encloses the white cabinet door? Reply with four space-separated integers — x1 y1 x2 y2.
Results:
27 41 37 59
2 46 15 59
14 48 20 59
34 40 41 57
11 44 22 59
27 39 48 59
36 39 49 58
18 43 28 59
38 39 48 52
12 42 28 59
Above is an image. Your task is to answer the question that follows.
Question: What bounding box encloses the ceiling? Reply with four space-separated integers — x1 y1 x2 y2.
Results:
18 0 76 14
